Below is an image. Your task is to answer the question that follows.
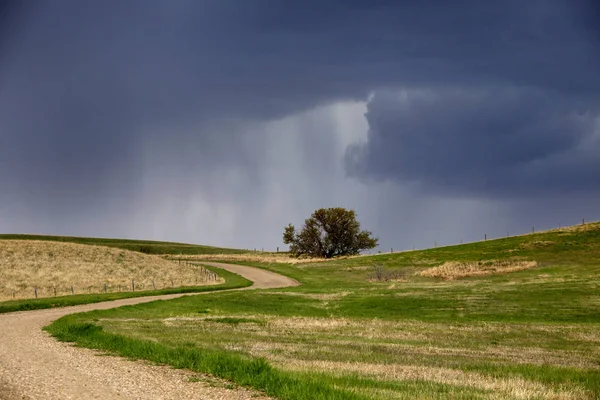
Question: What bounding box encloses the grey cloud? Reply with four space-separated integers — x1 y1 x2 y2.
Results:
1 0 600 246
0 1 23 52
346 88 600 197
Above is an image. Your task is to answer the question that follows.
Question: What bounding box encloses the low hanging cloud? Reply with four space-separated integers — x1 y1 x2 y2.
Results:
345 88 600 198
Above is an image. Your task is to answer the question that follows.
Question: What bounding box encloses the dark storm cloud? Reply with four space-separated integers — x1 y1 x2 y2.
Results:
0 0 599 241
346 88 600 197
0 1 20 38
1 1 597 166
339 1 600 197
0 0 372 201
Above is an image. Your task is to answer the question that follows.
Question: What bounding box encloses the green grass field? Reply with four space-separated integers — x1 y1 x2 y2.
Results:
46 222 600 399
0 234 247 255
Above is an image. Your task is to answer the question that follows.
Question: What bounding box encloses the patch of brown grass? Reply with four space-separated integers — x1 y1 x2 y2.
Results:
554 221 600 233
173 251 392 265
172 253 329 265
419 259 538 280
274 358 586 400
0 240 221 300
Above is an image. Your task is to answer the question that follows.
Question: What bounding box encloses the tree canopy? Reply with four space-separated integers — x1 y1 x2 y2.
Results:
283 207 378 258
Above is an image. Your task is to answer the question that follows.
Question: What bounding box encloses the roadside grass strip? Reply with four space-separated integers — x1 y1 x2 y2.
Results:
45 319 368 400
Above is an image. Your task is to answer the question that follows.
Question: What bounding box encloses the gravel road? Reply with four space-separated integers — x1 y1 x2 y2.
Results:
0 262 299 400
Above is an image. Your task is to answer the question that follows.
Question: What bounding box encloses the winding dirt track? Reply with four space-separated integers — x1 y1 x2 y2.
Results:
0 262 299 400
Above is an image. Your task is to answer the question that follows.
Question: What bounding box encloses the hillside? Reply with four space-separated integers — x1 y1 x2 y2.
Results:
45 220 600 399
324 219 600 275
0 240 222 301
0 233 247 255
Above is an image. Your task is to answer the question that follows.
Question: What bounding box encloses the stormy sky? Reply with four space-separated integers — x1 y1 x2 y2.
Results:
1 0 599 251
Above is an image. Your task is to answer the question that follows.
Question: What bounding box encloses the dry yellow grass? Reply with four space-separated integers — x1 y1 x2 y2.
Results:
173 250 395 265
0 240 222 300
554 221 600 233
274 358 586 400
419 259 538 280
173 253 330 264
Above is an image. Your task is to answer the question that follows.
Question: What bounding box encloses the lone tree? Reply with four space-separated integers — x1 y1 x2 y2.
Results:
283 207 378 258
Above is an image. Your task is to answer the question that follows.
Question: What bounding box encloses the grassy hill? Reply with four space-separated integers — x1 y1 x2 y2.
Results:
48 221 600 399
341 220 600 271
0 234 247 255
0 240 224 301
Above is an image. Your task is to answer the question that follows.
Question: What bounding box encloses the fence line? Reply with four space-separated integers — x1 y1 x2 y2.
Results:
3 263 221 301
383 217 595 254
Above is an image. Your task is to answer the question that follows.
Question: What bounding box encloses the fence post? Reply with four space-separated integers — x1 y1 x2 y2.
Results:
132 279 135 291
277 247 279 253
583 219 585 225
54 287 57 296
71 286 74 295
484 234 487 241
152 280 155 290
34 287 38 298
104 283 107 293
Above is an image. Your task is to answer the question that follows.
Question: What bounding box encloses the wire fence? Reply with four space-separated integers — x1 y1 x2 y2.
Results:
4 262 220 301
382 218 594 254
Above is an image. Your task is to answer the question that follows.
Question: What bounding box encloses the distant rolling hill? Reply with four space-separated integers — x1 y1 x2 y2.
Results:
0 234 247 255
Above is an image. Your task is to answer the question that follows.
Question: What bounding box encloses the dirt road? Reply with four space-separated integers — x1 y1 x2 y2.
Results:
0 262 299 400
